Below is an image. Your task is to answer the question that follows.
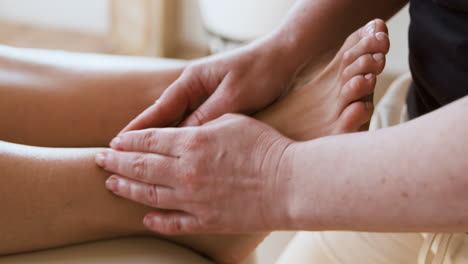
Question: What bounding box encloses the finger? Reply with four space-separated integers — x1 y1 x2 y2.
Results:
96 150 177 187
106 175 180 210
120 80 190 133
143 211 202 235
111 128 186 156
180 79 239 127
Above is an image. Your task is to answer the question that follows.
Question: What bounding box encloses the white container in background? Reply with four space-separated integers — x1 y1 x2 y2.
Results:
198 0 297 42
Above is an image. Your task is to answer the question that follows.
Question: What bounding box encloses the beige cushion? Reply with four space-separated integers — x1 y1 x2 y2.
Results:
0 237 213 264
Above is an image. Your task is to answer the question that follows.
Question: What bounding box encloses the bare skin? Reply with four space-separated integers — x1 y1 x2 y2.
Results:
0 21 389 263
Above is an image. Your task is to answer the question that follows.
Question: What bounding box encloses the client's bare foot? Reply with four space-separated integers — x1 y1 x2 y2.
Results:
258 19 390 141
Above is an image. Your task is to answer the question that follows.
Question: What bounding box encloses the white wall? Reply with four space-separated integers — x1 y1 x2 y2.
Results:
386 5 410 74
177 0 209 53
0 0 110 34
199 0 297 41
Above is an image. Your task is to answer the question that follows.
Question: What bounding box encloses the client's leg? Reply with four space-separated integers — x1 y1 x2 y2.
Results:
0 46 183 147
0 20 390 264
0 19 388 147
0 141 266 263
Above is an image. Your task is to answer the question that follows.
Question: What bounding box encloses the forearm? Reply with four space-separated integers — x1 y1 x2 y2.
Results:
0 46 183 147
286 96 468 232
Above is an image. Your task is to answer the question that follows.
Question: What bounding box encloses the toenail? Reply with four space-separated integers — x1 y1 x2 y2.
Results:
373 53 384 62
365 21 376 35
376 32 387 41
365 73 373 80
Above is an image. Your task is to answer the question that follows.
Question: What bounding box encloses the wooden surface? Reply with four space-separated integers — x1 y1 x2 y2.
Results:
0 0 176 57
0 21 113 54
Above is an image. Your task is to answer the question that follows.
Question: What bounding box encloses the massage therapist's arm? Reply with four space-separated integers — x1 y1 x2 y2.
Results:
122 0 408 131
97 96 468 234
286 95 468 233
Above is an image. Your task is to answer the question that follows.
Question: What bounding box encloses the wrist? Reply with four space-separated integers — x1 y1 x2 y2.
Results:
263 27 317 75
272 140 301 230
245 34 308 89
278 139 333 231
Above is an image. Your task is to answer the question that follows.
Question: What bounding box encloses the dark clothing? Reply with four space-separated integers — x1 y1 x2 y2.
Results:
407 0 468 119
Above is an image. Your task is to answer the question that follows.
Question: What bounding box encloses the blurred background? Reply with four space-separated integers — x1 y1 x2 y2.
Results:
0 1 410 263
0 0 296 59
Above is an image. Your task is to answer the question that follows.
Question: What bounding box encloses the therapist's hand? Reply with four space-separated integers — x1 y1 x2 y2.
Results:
96 114 295 234
120 42 300 132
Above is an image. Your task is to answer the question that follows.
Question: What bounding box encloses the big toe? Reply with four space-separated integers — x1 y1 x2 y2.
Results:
342 30 390 74
342 74 377 103
337 19 388 59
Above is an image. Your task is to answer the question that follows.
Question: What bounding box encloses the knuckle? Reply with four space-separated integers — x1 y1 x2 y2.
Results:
191 110 207 126
132 155 148 179
167 219 184 234
352 76 364 90
343 51 354 65
185 220 202 233
363 36 374 49
185 131 208 151
147 185 160 206
180 167 203 193
196 211 221 232
142 130 157 151
202 213 218 227
359 55 373 69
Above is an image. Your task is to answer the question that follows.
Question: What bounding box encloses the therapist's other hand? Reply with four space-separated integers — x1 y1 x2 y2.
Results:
120 43 297 132
97 114 295 234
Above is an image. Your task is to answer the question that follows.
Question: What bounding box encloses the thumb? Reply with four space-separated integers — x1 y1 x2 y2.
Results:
120 79 190 133
180 89 239 127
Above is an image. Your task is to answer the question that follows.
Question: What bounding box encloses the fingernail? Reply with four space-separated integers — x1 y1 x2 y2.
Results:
365 73 373 80
376 32 386 41
105 176 119 192
143 216 153 227
110 137 121 149
373 53 384 62
96 152 108 167
365 20 376 35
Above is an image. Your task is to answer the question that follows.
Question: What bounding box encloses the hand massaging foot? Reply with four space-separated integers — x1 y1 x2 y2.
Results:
173 19 391 263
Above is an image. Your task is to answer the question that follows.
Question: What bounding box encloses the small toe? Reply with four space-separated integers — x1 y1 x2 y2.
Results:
341 74 376 103
336 101 374 133
343 53 386 81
